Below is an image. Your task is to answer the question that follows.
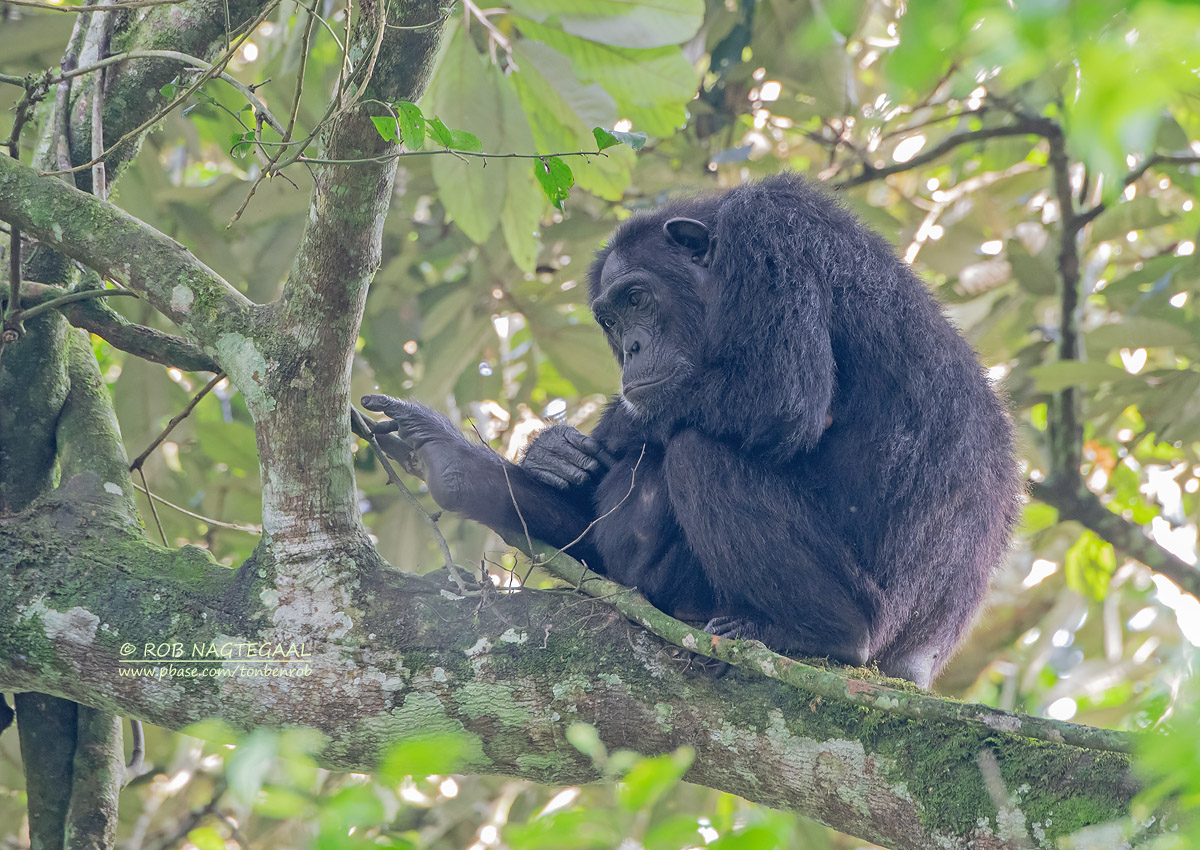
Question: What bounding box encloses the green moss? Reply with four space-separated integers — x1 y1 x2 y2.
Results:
516 753 570 772
459 682 532 726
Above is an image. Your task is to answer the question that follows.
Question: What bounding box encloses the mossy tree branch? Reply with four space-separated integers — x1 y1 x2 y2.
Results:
0 487 1151 850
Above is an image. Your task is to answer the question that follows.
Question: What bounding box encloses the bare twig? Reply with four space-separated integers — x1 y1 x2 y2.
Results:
12 285 137 321
129 372 225 472
836 119 1056 188
545 444 646 566
138 467 169 545
125 718 145 783
352 410 474 595
1074 153 1200 231
130 481 261 533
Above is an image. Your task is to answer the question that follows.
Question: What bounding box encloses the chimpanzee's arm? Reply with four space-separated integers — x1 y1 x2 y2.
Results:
361 395 599 560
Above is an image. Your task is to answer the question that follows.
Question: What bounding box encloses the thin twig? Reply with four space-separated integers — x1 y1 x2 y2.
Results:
137 467 169 545
353 410 473 595
542 444 646 574
129 372 225 471
87 0 115 199
125 718 145 782
837 119 1056 188
294 146 606 165
1074 153 1200 231
130 481 261 533
40 1 283 178
12 286 137 321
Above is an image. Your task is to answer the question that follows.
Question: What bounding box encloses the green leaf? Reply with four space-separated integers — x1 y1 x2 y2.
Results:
508 0 704 49
529 320 620 394
1085 318 1197 352
1006 239 1056 296
396 100 425 148
379 732 474 781
708 825 786 850
593 126 647 151
519 17 697 136
1027 361 1132 393
160 82 178 99
227 730 278 803
254 785 311 818
427 116 453 147
509 40 630 200
534 156 574 209
616 747 694 810
593 127 620 150
1064 529 1116 601
448 129 483 151
229 131 255 159
322 785 385 828
423 25 504 242
566 722 606 760
187 828 226 850
644 815 704 850
504 810 621 849
502 163 545 273
1090 196 1179 243
371 116 401 143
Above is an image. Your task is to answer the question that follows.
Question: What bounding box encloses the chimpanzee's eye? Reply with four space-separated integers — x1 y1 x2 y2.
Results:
628 290 643 307
599 316 615 331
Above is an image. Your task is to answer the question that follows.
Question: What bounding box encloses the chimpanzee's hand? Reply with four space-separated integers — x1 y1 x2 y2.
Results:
521 425 614 490
361 394 478 512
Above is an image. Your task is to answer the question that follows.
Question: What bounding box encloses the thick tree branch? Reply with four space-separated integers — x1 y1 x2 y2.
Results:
0 154 250 349
836 119 1055 188
252 0 447 559
532 546 1136 754
15 694 78 850
1074 153 1200 230
64 707 123 850
1032 480 1200 597
0 487 1149 850
3 281 219 371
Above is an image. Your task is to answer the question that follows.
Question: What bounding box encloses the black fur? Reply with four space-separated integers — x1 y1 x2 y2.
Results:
363 174 1021 688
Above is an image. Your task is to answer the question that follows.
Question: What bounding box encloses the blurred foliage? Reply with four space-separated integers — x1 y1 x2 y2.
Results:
3 0 1200 846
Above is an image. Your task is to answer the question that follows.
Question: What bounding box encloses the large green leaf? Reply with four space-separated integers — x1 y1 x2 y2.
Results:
1027 360 1132 393
516 17 698 136
507 0 703 49
508 40 631 200
502 160 546 272
424 26 505 243
1085 318 1197 352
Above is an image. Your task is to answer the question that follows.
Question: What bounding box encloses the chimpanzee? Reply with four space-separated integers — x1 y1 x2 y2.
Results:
362 174 1021 688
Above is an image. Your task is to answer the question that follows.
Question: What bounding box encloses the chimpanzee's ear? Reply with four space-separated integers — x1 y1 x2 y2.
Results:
663 217 712 265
